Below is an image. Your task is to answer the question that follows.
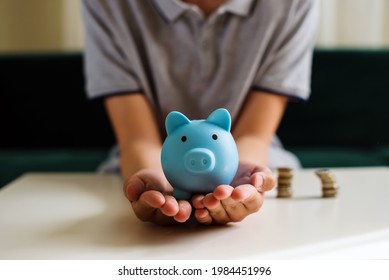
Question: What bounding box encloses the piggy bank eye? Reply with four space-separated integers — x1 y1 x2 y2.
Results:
212 134 218 140
181 136 187 142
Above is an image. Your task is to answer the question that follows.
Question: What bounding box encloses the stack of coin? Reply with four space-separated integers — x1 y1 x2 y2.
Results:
276 168 293 198
315 169 339 198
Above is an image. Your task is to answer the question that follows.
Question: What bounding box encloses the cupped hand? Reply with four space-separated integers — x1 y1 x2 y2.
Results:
124 169 192 225
192 162 275 225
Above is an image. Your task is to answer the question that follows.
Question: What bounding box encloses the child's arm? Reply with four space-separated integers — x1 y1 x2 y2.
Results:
233 90 289 166
192 91 287 224
104 94 192 225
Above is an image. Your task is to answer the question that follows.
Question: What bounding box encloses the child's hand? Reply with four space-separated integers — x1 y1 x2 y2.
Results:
124 169 192 225
192 162 275 225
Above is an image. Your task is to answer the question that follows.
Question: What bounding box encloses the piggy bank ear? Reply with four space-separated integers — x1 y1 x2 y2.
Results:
165 111 191 135
206 108 231 132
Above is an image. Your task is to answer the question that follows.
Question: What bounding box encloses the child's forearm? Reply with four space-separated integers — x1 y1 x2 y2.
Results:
233 90 288 167
235 136 268 167
104 94 163 179
119 141 162 180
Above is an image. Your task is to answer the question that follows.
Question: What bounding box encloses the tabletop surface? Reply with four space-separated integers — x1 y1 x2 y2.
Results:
0 167 388 260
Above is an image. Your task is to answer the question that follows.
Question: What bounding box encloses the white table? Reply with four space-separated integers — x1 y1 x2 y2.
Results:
0 168 388 260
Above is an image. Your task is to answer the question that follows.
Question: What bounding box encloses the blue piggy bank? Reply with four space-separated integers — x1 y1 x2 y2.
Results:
161 108 239 200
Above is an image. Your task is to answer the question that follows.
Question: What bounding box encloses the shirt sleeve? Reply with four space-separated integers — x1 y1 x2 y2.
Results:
81 0 142 99
251 0 319 101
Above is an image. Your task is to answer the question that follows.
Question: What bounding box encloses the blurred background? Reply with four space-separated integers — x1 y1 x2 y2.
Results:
1 0 389 52
1 0 389 188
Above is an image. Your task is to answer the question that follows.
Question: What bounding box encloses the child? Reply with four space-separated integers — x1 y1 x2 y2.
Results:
81 0 318 225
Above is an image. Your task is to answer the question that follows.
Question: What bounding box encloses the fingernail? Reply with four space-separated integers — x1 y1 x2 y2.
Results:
255 174 265 192
124 184 137 202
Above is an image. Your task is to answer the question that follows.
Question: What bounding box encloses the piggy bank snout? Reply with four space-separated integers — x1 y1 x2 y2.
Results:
184 148 215 174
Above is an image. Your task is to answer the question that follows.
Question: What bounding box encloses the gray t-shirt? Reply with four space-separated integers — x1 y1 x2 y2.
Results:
82 0 318 120
82 0 318 169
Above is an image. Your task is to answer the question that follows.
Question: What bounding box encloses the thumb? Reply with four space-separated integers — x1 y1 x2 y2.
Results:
123 169 174 202
123 176 145 202
251 172 275 193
